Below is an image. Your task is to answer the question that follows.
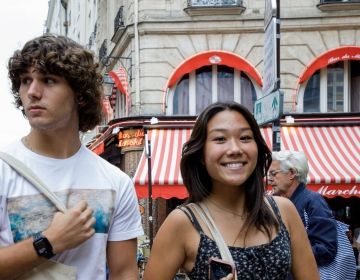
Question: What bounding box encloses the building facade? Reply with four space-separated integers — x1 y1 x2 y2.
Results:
46 0 360 237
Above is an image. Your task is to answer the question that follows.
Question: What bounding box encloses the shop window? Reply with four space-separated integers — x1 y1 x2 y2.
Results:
167 65 259 115
240 73 257 112
196 66 213 114
173 74 189 115
303 70 321 113
217 65 234 103
351 60 360 112
298 60 360 113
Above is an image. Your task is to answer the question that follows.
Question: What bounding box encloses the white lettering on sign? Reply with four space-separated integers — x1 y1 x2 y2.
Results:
328 52 360 64
317 185 360 197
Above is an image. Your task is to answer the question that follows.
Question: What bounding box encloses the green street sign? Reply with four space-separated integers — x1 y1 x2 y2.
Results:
254 90 283 125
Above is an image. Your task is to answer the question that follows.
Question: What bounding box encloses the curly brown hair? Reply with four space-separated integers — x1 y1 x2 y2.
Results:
8 34 103 132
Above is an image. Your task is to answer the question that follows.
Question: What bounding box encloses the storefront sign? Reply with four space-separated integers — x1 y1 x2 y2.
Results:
315 185 360 198
299 46 360 83
118 129 144 148
266 184 360 198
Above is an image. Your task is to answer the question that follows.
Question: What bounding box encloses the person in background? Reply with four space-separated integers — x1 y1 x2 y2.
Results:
269 150 337 278
353 223 360 265
0 34 143 279
144 102 318 280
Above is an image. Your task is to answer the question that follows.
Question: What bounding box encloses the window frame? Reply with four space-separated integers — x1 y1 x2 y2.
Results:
166 64 260 115
114 89 127 117
297 61 352 113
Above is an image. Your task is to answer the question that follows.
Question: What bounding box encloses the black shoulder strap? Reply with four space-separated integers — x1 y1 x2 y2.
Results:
178 205 203 233
266 196 282 225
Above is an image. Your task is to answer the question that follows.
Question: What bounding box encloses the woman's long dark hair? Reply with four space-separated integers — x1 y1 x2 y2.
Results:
180 102 278 238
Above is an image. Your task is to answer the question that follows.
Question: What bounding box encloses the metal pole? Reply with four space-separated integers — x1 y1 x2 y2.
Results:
272 119 281 151
276 0 280 90
144 129 153 248
273 0 281 151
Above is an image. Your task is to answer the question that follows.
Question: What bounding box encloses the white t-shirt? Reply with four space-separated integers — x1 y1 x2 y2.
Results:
0 140 144 280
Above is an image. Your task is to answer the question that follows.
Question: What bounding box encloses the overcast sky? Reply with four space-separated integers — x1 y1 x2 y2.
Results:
0 1 49 149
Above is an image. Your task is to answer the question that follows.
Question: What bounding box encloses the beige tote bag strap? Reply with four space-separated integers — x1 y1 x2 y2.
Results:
190 203 238 280
0 152 67 213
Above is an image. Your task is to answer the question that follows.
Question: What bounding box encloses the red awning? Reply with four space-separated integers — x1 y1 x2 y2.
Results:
134 126 360 199
109 68 130 116
91 142 104 155
262 126 360 198
133 128 191 199
109 68 129 95
298 46 360 84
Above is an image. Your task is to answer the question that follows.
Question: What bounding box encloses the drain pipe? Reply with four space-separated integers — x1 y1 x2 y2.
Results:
134 0 140 113
60 0 68 36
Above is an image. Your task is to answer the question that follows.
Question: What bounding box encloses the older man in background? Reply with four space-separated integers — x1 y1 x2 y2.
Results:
269 150 337 278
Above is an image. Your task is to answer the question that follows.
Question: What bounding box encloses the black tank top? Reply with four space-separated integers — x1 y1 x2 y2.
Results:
180 196 291 279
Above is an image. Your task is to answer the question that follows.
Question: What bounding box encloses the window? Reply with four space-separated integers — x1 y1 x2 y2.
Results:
114 89 127 118
173 74 189 115
167 65 259 115
303 70 320 112
350 61 360 112
299 60 360 113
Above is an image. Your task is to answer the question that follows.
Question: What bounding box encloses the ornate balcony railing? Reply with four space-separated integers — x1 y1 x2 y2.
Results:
317 0 360 10
320 0 359 2
187 0 243 7
87 23 97 49
99 39 107 65
185 0 244 15
114 6 124 34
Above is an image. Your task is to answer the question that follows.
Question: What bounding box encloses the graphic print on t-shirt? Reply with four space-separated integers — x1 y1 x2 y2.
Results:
7 189 115 242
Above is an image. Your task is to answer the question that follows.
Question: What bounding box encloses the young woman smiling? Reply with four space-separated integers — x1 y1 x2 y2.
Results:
144 102 318 280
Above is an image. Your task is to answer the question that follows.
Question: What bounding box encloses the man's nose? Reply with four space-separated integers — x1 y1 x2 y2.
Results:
27 80 42 99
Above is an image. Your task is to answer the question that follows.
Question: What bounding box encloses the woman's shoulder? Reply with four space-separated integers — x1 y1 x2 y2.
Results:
161 206 195 229
268 196 300 225
270 195 293 206
154 206 199 249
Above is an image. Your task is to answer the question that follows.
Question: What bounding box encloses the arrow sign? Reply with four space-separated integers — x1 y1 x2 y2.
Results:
254 90 283 125
272 95 278 111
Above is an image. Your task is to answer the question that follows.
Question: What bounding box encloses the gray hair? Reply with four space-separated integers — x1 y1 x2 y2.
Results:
272 150 309 184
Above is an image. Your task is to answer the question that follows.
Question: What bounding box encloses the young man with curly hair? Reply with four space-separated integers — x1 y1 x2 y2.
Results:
0 34 143 279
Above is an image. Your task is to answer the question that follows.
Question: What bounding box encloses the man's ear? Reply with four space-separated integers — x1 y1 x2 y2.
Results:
288 168 297 180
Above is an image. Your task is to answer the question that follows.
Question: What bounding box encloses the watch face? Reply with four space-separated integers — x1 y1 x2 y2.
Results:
35 240 48 254
33 234 55 259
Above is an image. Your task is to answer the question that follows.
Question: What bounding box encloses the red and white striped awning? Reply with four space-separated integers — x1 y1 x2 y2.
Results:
109 67 130 116
134 128 192 199
262 125 360 198
134 125 360 199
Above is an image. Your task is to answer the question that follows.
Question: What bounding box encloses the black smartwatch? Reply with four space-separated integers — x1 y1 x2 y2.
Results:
33 232 55 259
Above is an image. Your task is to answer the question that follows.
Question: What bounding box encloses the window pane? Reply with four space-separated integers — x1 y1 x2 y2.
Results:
304 70 320 112
327 62 344 112
173 74 189 115
350 60 360 112
120 92 126 116
115 89 126 117
196 66 212 114
240 73 256 113
217 65 234 102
